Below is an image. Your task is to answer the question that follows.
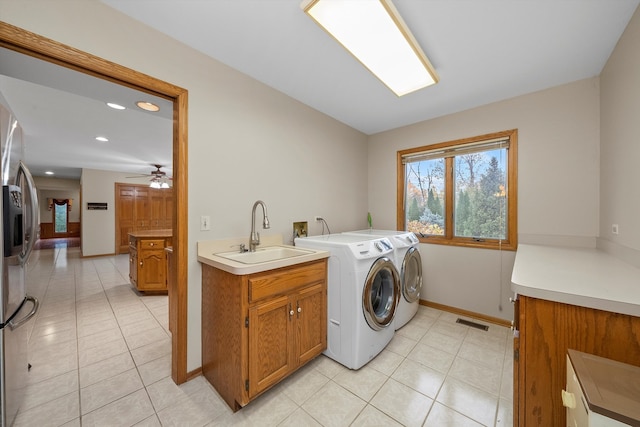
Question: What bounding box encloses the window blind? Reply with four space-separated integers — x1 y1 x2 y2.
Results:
401 137 510 164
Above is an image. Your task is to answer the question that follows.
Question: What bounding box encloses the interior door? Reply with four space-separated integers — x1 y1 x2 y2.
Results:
115 184 135 254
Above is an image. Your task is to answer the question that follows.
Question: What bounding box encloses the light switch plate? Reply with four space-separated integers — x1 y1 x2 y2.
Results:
201 215 211 231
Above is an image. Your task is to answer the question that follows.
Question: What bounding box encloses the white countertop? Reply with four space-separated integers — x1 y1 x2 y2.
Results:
197 234 329 275
511 244 640 317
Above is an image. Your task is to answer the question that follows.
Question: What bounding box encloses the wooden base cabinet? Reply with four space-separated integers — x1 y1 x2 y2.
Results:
202 259 327 411
128 230 172 293
514 295 640 426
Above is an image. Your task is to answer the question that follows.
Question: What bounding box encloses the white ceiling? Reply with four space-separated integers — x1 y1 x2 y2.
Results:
1 0 638 179
0 47 173 179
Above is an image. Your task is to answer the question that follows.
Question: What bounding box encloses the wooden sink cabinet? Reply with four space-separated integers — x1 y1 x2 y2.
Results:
201 258 327 411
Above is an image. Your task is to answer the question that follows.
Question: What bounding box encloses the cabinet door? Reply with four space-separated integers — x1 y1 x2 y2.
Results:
164 191 174 229
295 283 326 365
135 187 150 229
138 248 166 291
149 189 165 228
248 295 293 398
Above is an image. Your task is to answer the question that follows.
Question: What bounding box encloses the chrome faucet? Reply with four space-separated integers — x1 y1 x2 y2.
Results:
249 200 270 252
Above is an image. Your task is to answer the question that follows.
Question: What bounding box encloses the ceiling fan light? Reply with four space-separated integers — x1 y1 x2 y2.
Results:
149 178 161 188
301 0 439 96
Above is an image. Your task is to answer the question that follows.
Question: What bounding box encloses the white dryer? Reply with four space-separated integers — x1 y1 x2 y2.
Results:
294 233 400 369
343 230 422 330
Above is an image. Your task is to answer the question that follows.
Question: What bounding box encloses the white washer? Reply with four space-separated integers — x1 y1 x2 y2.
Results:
294 233 400 369
343 230 422 330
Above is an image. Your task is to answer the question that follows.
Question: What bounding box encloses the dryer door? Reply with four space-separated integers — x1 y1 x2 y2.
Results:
401 247 422 303
362 257 400 330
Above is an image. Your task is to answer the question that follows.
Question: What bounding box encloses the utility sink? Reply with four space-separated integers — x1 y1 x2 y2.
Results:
215 245 315 264
198 238 329 275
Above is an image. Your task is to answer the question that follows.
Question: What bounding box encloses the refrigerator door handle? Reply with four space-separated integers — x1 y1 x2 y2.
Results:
16 161 39 265
7 295 38 330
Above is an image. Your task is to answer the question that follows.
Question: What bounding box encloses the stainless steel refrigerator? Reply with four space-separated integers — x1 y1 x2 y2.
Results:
0 104 39 426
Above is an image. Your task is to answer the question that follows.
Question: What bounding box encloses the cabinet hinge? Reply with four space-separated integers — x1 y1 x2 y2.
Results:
245 317 249 328
514 348 519 362
245 379 249 391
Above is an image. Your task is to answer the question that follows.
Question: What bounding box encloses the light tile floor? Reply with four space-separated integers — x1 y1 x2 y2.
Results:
16 246 513 426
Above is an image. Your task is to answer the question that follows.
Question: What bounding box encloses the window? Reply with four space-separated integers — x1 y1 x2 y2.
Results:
51 199 70 234
397 129 517 250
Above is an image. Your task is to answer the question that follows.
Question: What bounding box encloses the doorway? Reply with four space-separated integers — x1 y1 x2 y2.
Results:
0 22 189 384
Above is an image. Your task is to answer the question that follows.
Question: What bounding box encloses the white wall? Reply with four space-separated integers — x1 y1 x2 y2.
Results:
79 168 164 256
368 78 601 321
600 6 640 266
0 0 368 371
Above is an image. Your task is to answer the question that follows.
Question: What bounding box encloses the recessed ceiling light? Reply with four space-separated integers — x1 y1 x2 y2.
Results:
45 171 54 175
136 101 160 112
106 102 126 110
95 136 109 142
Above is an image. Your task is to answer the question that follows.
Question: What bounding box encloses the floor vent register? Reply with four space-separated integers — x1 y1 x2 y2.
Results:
456 318 489 331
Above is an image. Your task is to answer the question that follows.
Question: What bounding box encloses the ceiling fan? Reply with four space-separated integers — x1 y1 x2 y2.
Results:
127 164 172 188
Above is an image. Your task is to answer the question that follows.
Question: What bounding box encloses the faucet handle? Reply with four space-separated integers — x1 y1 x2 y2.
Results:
232 243 248 253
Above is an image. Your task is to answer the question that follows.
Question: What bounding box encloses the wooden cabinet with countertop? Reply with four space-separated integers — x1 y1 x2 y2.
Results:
201 258 327 411
511 244 640 426
128 229 172 293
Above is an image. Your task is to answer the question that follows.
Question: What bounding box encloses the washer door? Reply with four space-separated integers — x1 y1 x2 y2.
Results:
362 257 400 330
401 247 422 303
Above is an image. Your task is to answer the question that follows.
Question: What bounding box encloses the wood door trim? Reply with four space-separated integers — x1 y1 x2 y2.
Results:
0 22 189 384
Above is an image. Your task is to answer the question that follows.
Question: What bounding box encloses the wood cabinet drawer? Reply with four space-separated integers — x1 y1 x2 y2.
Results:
248 261 326 303
140 239 165 249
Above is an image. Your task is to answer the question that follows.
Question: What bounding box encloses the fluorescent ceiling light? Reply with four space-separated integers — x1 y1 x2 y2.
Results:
95 136 109 142
302 0 439 96
45 171 54 175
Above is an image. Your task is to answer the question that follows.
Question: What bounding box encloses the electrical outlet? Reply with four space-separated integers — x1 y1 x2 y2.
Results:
612 224 619 235
201 215 211 231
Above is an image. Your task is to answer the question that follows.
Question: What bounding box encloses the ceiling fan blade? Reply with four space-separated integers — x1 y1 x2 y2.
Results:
125 174 152 178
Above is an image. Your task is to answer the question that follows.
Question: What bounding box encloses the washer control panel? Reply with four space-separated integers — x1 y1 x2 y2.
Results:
348 238 394 259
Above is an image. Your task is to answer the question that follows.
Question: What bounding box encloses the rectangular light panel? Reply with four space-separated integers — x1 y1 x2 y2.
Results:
302 0 439 96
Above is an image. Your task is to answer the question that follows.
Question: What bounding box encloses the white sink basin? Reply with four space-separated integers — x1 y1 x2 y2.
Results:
215 245 316 265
